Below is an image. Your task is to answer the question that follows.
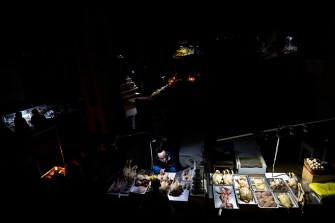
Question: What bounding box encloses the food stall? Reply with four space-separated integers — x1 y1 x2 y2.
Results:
106 170 196 202
104 152 331 223
105 160 323 212
206 171 325 221
103 118 335 220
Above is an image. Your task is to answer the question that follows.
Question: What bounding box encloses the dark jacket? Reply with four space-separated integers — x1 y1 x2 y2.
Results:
14 113 32 137
31 110 49 131
153 150 177 170
140 183 174 217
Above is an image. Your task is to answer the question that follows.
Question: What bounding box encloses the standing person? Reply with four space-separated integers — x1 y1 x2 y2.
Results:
30 108 49 132
152 148 177 175
139 178 174 218
14 111 32 138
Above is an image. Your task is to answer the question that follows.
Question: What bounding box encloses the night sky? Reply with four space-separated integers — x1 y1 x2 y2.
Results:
2 6 334 128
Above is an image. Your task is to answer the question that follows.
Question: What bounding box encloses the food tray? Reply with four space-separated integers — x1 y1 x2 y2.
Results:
286 178 322 205
107 179 134 196
158 172 176 181
209 172 224 185
273 191 299 208
130 184 148 194
121 180 135 194
106 181 121 195
291 190 322 205
235 188 257 205
213 185 239 209
253 190 279 208
209 172 234 186
248 176 270 191
168 180 190 202
267 178 289 191
233 174 250 189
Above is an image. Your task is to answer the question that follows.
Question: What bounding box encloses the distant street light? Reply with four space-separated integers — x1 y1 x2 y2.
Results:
161 75 165 85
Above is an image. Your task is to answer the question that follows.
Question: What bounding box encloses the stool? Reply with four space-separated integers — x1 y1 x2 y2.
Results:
299 141 314 161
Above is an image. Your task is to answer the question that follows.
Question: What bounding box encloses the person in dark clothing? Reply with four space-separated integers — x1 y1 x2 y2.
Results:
14 111 32 137
30 109 49 132
152 148 177 174
139 178 174 218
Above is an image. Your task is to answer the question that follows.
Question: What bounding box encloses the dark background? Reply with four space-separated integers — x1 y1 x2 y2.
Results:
2 6 335 136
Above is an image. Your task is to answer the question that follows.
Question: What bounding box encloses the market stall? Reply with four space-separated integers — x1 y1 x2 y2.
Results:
207 170 322 216
106 169 201 202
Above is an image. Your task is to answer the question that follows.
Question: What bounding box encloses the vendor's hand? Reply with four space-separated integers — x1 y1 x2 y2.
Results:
160 168 165 175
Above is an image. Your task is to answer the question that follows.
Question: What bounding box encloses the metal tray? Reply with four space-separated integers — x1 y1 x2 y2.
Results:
253 190 279 208
287 180 322 205
107 179 134 196
168 180 190 202
158 172 176 181
106 181 121 195
235 188 257 205
303 191 322 204
290 189 322 205
209 172 234 186
233 174 250 189
130 184 148 194
248 176 270 191
213 185 239 209
267 178 290 191
209 172 224 185
121 180 135 194
273 191 299 208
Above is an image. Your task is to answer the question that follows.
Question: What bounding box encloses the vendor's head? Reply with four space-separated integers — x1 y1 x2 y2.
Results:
156 148 167 162
151 178 161 190
15 111 22 117
32 109 38 115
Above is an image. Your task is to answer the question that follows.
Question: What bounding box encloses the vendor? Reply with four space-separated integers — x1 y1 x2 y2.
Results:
139 178 174 220
153 148 177 174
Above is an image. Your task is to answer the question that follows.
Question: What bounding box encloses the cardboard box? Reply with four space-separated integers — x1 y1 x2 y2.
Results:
302 165 335 184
